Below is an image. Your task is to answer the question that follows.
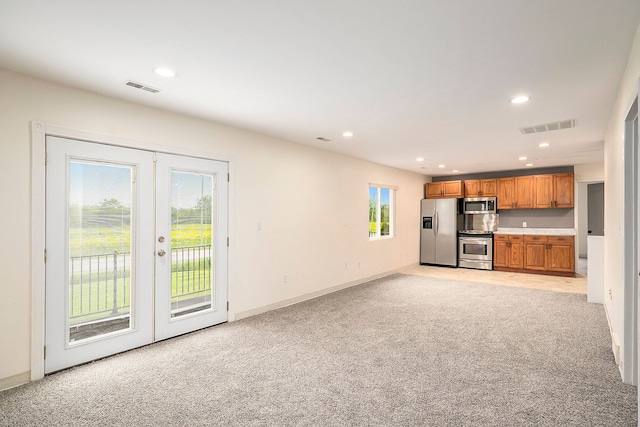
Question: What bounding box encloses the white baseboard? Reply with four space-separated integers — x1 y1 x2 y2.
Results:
234 264 417 321
604 301 623 379
0 371 30 392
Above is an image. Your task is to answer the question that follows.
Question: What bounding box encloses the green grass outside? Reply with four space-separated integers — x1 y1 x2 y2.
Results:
70 223 212 256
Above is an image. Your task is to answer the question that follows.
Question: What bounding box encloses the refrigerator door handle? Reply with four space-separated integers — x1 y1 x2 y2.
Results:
434 211 438 235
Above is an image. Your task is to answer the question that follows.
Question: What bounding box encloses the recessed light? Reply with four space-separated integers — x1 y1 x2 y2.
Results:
538 142 550 148
438 164 445 168
510 95 530 104
342 131 354 137
452 170 459 173
518 156 527 161
154 67 176 78
416 157 425 162
525 163 534 167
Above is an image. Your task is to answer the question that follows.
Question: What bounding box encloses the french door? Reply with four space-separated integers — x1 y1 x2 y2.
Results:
45 136 228 373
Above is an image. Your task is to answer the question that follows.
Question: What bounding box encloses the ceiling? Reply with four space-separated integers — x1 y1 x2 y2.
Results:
1 1 639 176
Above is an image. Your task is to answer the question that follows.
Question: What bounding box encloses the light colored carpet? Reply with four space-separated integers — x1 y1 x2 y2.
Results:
0 273 636 426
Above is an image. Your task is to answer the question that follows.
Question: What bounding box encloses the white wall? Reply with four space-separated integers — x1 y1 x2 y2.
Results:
603 24 640 382
0 69 427 387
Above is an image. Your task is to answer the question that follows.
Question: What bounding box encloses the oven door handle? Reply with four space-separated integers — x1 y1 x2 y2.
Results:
459 238 491 245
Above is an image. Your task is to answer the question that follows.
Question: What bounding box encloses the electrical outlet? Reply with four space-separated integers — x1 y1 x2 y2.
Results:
358 262 361 268
344 262 348 270
283 274 288 283
257 221 262 231
522 221 527 228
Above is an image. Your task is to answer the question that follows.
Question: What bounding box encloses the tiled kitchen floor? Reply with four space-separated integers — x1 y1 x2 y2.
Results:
400 264 587 294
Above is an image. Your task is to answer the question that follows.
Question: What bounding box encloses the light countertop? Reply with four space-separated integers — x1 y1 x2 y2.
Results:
495 227 576 236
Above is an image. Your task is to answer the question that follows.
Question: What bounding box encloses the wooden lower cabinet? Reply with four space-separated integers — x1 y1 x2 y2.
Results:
547 236 575 273
493 235 523 269
494 234 574 277
523 236 547 271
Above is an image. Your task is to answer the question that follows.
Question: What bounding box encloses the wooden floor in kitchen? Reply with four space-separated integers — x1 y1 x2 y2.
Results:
400 264 587 294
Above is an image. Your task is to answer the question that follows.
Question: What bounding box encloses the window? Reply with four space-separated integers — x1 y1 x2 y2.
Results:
369 185 394 239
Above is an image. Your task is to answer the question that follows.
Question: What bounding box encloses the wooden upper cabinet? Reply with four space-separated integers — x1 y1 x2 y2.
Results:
534 173 574 208
515 176 534 209
464 180 481 198
553 173 574 208
497 177 515 209
464 179 496 197
426 182 444 198
534 175 554 208
425 180 463 199
481 179 497 197
498 176 532 209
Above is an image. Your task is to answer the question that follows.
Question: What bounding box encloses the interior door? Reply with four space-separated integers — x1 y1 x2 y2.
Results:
45 137 228 373
587 183 605 236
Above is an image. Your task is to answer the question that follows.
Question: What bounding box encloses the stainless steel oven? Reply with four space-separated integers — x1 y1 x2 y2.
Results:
458 232 493 270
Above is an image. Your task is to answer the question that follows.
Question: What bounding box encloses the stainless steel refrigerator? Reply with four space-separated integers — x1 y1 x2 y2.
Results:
420 198 461 267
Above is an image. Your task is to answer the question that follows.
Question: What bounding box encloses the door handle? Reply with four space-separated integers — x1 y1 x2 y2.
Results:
157 249 166 257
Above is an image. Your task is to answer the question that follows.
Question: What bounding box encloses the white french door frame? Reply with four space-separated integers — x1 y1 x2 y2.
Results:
30 121 236 381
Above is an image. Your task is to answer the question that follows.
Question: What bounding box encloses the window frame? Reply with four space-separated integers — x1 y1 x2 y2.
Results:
368 184 396 240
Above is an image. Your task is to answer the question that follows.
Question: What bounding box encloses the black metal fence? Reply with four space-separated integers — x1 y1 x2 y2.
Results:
69 244 212 325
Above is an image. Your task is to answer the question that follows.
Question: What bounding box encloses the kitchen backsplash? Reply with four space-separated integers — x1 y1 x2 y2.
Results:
498 208 574 228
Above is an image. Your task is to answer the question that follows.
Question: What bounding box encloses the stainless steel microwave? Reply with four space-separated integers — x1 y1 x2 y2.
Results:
463 197 497 214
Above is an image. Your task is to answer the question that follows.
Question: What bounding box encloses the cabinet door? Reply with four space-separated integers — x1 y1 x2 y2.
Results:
443 180 463 198
508 236 524 268
481 179 497 197
515 176 534 209
524 236 547 270
493 235 509 267
464 180 480 197
548 236 574 273
534 175 553 208
425 182 442 198
497 177 515 209
554 174 574 208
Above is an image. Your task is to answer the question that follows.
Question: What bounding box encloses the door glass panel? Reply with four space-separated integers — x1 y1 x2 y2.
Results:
170 171 215 318
68 161 133 343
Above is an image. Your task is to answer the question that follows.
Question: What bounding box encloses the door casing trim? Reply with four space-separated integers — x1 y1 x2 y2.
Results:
31 121 236 381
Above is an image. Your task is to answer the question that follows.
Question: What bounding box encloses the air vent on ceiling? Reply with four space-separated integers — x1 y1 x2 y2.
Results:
316 137 332 142
519 119 575 135
125 80 160 94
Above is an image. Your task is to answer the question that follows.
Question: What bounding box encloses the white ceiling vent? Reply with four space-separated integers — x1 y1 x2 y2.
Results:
125 80 160 94
520 119 575 134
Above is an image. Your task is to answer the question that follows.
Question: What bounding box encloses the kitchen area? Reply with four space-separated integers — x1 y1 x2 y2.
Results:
420 167 576 277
